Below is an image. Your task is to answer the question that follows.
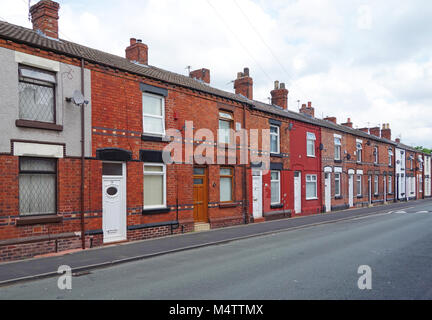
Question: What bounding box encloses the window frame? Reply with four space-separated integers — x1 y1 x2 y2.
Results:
218 111 234 145
306 132 316 157
388 149 393 166
18 64 57 124
374 146 379 164
374 175 379 195
220 166 234 203
270 124 280 154
305 174 318 200
270 170 281 205
19 157 57 216
356 175 362 196
356 143 362 163
334 172 341 197
334 137 341 160
143 162 167 209
142 92 166 136
388 175 392 194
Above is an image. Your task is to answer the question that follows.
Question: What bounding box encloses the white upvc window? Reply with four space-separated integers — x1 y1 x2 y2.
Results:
419 175 423 192
356 143 362 163
388 176 392 194
418 155 423 171
374 175 379 195
143 163 166 209
218 111 233 144
271 170 281 204
334 137 341 160
270 125 280 154
374 147 379 164
306 174 317 199
388 149 393 166
334 173 341 197
306 132 316 157
356 175 362 196
142 92 165 135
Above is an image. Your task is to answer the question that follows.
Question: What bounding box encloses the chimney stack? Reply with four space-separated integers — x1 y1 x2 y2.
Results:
324 116 337 124
126 38 148 65
189 68 210 84
270 81 288 109
395 138 401 143
381 123 391 140
234 67 253 100
341 118 353 128
359 127 369 133
30 0 60 39
369 126 380 137
299 101 314 117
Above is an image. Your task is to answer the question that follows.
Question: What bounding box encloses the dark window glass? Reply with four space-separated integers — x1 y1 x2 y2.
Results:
102 163 122 176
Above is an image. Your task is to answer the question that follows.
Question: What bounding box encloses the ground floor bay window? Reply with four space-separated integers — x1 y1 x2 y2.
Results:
19 157 57 215
143 163 166 209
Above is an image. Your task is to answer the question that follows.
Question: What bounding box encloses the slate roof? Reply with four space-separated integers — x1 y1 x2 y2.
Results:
0 20 413 148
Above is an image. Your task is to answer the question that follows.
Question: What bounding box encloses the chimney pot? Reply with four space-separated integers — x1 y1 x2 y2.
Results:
189 68 210 84
234 67 253 99
280 83 285 89
125 37 148 65
274 80 279 90
30 0 60 39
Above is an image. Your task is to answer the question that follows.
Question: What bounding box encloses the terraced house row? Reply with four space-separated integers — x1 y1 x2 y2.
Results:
0 0 430 262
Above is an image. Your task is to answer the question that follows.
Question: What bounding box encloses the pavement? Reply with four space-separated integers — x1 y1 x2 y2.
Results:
0 199 431 287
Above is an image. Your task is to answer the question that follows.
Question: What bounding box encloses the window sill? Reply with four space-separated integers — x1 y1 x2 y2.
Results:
141 134 170 142
270 153 283 158
335 196 342 200
270 203 283 209
16 214 63 226
16 119 63 131
306 197 318 201
219 202 238 208
142 207 171 214
307 155 316 158
356 195 363 198
334 159 342 163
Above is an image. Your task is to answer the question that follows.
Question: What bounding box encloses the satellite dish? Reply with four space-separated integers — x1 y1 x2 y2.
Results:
72 90 85 105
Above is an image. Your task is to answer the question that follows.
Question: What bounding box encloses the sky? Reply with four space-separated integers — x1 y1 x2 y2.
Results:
1 0 431 148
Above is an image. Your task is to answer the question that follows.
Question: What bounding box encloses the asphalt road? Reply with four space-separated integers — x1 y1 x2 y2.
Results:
1 201 432 299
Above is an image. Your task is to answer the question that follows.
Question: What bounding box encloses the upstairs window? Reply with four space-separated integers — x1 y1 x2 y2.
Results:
142 92 165 135
218 111 233 144
19 157 57 215
270 125 280 154
356 143 362 163
374 147 378 164
18 65 56 123
334 137 341 160
306 132 316 157
388 149 393 166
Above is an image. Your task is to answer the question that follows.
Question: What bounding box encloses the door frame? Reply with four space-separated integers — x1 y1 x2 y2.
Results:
193 166 209 223
102 161 127 244
252 170 263 219
348 170 354 208
324 172 331 212
294 171 302 214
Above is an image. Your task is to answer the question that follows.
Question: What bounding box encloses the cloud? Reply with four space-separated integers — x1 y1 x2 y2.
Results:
0 0 431 147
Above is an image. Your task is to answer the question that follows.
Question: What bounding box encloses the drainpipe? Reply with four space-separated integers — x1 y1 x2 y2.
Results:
243 104 248 224
80 58 86 249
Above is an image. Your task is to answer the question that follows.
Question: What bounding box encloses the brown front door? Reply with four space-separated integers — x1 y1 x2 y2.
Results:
193 167 208 222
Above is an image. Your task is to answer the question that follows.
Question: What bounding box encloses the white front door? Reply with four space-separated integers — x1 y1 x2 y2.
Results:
102 162 126 243
252 171 262 219
325 173 331 212
348 174 354 207
294 171 301 214
368 175 372 205
383 176 387 203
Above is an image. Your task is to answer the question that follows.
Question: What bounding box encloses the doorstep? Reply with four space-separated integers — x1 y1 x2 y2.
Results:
194 222 211 232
